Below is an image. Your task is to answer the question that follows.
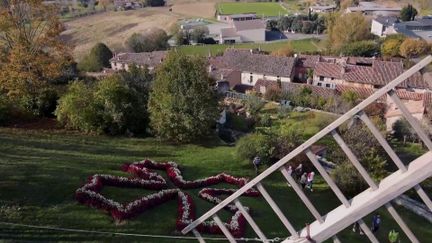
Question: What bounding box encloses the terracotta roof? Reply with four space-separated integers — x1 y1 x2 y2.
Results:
233 19 266 31
110 51 167 67
212 49 296 78
314 60 427 89
297 55 320 69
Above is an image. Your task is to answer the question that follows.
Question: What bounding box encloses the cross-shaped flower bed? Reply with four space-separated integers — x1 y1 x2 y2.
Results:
75 159 260 237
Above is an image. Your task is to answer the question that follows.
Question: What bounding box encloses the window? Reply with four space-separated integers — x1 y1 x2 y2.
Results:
249 73 253 83
317 82 322 86
319 76 324 81
331 77 335 80
326 83 331 88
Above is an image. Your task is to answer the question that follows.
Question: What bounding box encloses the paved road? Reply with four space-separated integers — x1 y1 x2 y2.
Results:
266 31 326 42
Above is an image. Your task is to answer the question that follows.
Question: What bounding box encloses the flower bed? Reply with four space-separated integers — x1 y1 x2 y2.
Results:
76 159 260 237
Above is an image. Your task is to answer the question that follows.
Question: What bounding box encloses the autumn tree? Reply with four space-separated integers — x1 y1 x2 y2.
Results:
0 0 72 114
399 38 430 58
327 13 371 52
148 52 218 143
381 34 406 57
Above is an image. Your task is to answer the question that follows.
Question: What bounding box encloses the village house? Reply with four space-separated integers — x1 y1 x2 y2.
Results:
309 5 336 13
209 49 296 92
311 57 427 92
217 13 257 23
371 16 399 37
110 51 167 71
346 1 401 16
371 16 432 41
218 19 267 44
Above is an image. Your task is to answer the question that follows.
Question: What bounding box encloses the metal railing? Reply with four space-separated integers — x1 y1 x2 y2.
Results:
182 55 432 242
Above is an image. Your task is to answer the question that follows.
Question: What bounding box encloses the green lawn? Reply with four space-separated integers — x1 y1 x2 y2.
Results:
0 126 430 242
218 2 288 17
178 39 320 56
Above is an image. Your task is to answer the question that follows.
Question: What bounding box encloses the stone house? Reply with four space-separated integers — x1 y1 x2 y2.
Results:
110 51 167 71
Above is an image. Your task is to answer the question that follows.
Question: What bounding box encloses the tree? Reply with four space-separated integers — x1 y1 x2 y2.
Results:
56 68 151 135
381 35 406 57
126 28 169 53
277 16 294 31
0 0 72 114
99 0 111 11
400 4 418 21
399 38 430 59
327 13 371 51
236 133 274 164
271 42 294 57
148 52 218 142
78 43 113 72
190 26 208 44
392 118 417 143
301 21 314 34
340 40 380 57
175 31 189 46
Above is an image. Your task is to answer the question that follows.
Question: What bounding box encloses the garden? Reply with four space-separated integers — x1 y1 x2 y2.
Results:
0 114 431 242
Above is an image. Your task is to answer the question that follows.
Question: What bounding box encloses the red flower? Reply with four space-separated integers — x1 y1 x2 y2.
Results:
75 159 260 237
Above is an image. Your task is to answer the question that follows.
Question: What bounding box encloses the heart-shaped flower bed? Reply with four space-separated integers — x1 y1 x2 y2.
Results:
76 159 260 237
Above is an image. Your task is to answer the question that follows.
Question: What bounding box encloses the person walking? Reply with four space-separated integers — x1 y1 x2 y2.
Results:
306 172 315 192
299 172 307 189
252 156 261 175
388 229 399 243
352 222 364 235
371 214 381 233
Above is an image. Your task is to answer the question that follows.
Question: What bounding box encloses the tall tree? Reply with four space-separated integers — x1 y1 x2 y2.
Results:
78 43 113 72
400 4 418 22
148 51 218 143
0 0 72 111
327 13 371 52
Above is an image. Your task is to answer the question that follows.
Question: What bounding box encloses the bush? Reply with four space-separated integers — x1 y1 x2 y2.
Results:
399 38 430 58
226 113 254 132
56 71 150 135
0 95 13 125
236 133 274 164
126 29 169 53
340 40 380 57
392 118 417 143
258 114 272 127
332 162 368 197
78 43 113 72
381 35 406 57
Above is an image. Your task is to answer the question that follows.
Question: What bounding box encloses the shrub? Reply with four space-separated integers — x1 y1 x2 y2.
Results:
78 43 113 72
399 38 430 58
381 35 406 57
258 114 272 127
226 113 254 132
0 95 13 125
126 29 169 53
56 71 150 135
332 162 368 197
236 133 274 164
264 86 283 101
340 40 380 57
271 42 294 57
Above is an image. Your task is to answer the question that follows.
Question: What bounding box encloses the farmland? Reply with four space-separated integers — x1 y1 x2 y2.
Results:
217 2 288 17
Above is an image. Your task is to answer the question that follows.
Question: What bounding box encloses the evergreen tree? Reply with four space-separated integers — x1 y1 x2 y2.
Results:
148 52 218 143
400 4 418 21
78 43 113 72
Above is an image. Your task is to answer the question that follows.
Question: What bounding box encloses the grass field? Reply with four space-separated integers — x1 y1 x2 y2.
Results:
178 39 320 56
0 111 431 242
217 2 288 17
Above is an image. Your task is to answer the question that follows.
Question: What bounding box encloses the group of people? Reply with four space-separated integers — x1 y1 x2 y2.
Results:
352 213 400 243
253 158 315 192
253 157 401 242
289 164 315 192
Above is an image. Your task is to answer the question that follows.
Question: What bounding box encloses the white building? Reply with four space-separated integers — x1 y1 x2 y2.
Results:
371 16 399 37
309 5 336 13
219 19 266 44
346 1 401 16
